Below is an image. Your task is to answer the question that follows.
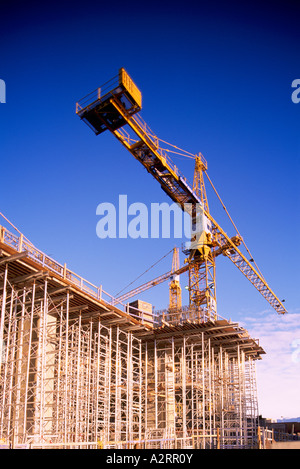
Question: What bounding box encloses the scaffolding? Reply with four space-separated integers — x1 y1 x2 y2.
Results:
143 315 261 449
0 225 264 449
0 277 144 448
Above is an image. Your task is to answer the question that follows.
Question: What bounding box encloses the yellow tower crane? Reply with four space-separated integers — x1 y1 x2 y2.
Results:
76 68 287 317
169 247 182 310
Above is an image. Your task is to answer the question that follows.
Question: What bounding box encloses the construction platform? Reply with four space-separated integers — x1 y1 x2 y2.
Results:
76 68 142 136
0 223 265 449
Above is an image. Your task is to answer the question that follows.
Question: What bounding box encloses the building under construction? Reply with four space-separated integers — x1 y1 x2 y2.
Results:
0 69 287 449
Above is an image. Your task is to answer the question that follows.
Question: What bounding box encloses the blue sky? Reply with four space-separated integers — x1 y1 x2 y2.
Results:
1 0 299 419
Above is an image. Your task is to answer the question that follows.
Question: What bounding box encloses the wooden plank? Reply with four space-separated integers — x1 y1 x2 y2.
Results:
0 251 28 265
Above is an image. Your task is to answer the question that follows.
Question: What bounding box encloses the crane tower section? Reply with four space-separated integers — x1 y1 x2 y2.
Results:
169 247 182 310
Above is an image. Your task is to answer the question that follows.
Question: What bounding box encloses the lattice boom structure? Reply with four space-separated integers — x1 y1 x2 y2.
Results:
0 225 264 449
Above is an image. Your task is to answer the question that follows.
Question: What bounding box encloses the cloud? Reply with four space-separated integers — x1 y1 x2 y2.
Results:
244 310 300 420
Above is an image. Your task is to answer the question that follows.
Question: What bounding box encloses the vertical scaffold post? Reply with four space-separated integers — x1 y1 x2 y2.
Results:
0 263 8 373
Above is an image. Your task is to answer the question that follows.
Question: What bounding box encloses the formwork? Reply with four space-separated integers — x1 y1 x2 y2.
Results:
0 223 264 449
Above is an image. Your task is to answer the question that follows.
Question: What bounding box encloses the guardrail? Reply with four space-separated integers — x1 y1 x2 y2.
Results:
76 74 119 114
0 223 156 326
0 225 113 303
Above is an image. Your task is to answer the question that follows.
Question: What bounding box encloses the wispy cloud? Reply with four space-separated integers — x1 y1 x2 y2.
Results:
243 310 300 420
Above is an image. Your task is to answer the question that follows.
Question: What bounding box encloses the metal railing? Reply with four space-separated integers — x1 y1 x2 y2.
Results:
0 224 113 304
0 223 156 327
76 73 119 114
155 305 223 325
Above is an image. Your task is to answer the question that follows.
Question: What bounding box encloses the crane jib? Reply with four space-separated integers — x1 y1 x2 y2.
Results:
76 69 287 316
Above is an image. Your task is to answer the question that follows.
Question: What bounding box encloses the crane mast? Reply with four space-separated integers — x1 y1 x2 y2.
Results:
76 68 287 316
186 154 217 318
169 247 182 310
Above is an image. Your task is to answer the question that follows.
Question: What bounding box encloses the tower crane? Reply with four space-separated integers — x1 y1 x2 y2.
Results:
169 247 182 310
76 68 287 317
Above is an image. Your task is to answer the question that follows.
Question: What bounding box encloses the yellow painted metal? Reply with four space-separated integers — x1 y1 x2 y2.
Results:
111 96 287 315
187 156 217 318
111 98 180 182
77 70 287 316
119 68 142 109
169 248 182 310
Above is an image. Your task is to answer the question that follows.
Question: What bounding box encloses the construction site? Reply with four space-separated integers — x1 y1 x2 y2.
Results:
0 69 287 449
